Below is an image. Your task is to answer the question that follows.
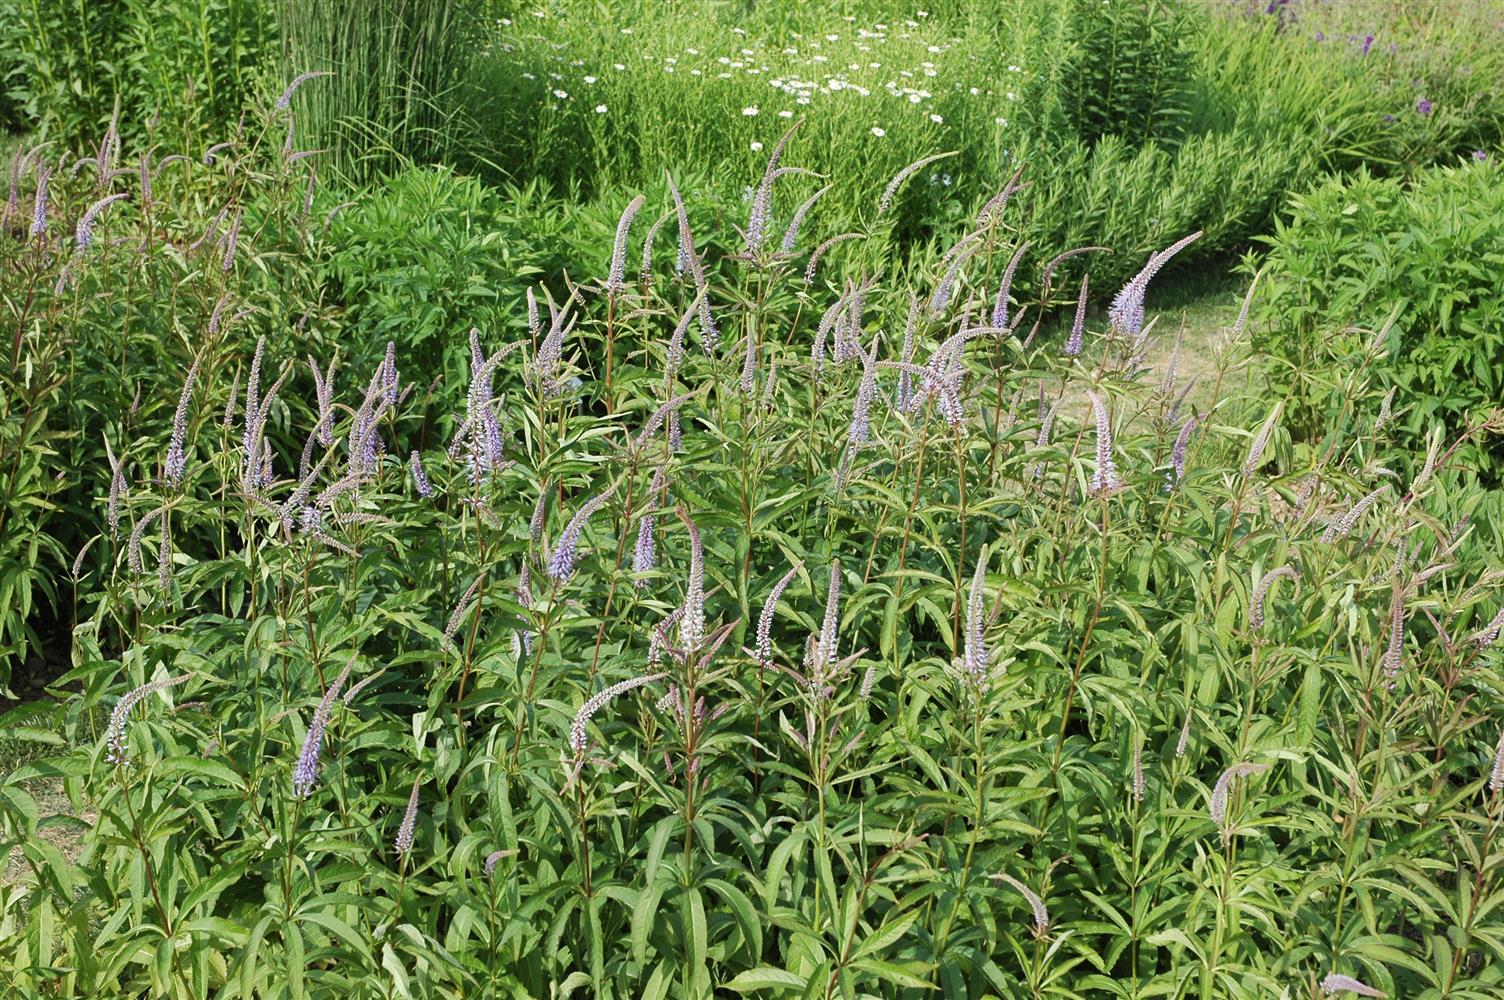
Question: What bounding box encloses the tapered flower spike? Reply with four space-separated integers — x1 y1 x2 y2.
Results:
1382 588 1405 680
395 778 420 855
1249 566 1299 632
816 562 842 670
1086 390 1120 495
164 361 198 487
1108 231 1202 339
675 508 706 656
606 193 646 294
632 465 668 582
292 658 354 796
878 150 957 216
991 872 1049 937
756 562 803 668
781 184 830 253
1243 402 1282 477
1132 738 1146 803
569 673 665 757
1167 416 1196 489
962 548 989 683
1469 606 1504 648
29 165 51 238
1176 709 1193 758
747 120 801 255
1319 973 1385 997
990 240 1030 330
1488 725 1504 794
74 193 130 254
105 674 192 765
409 451 434 498
1322 486 1387 543
546 485 617 584
1209 762 1270 829
275 70 334 111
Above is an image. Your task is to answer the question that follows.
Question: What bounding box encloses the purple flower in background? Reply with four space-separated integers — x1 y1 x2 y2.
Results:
1416 97 1432 116
1361 34 1374 56
1474 150 1489 162
1381 113 1395 124
1314 31 1324 42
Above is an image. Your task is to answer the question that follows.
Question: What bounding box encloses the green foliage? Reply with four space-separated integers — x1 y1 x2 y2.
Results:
3 122 1504 998
1251 158 1504 480
1051 0 1197 148
0 0 275 146
320 165 549 380
0 100 330 684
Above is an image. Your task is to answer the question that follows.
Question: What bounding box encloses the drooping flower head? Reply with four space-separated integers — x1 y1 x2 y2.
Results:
992 872 1049 937
569 673 665 757
547 484 617 584
756 561 803 668
105 674 192 765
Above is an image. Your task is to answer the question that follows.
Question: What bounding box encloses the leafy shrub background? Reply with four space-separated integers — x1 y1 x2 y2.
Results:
1252 157 1504 480
0 0 275 147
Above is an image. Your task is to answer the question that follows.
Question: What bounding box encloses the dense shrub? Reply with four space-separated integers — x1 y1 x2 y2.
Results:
0 100 331 685
3 125 1504 998
0 0 275 147
1251 157 1504 480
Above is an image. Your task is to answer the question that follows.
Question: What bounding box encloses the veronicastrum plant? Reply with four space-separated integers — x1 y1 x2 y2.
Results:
1 102 1503 1000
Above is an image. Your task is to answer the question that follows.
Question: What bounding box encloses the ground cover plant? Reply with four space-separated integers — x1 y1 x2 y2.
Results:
2 2 1504 999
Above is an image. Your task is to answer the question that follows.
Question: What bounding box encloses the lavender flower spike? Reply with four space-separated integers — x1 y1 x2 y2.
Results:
675 508 707 656
990 241 1030 330
1086 390 1120 495
30 166 51 238
546 484 617 584
1065 275 1088 357
962 548 989 683
816 562 842 670
1320 973 1386 997
409 451 434 498
395 778 420 855
632 465 668 583
105 674 192 765
1249 566 1298 632
1242 402 1282 477
1209 762 1270 829
756 562 803 667
1108 231 1202 338
74 193 130 255
606 194 646 294
292 658 354 796
275 70 334 111
1168 416 1196 488
569 672 666 756
164 361 198 487
1488 725 1504 794
991 872 1049 937
1382 591 1405 680
1469 606 1504 648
